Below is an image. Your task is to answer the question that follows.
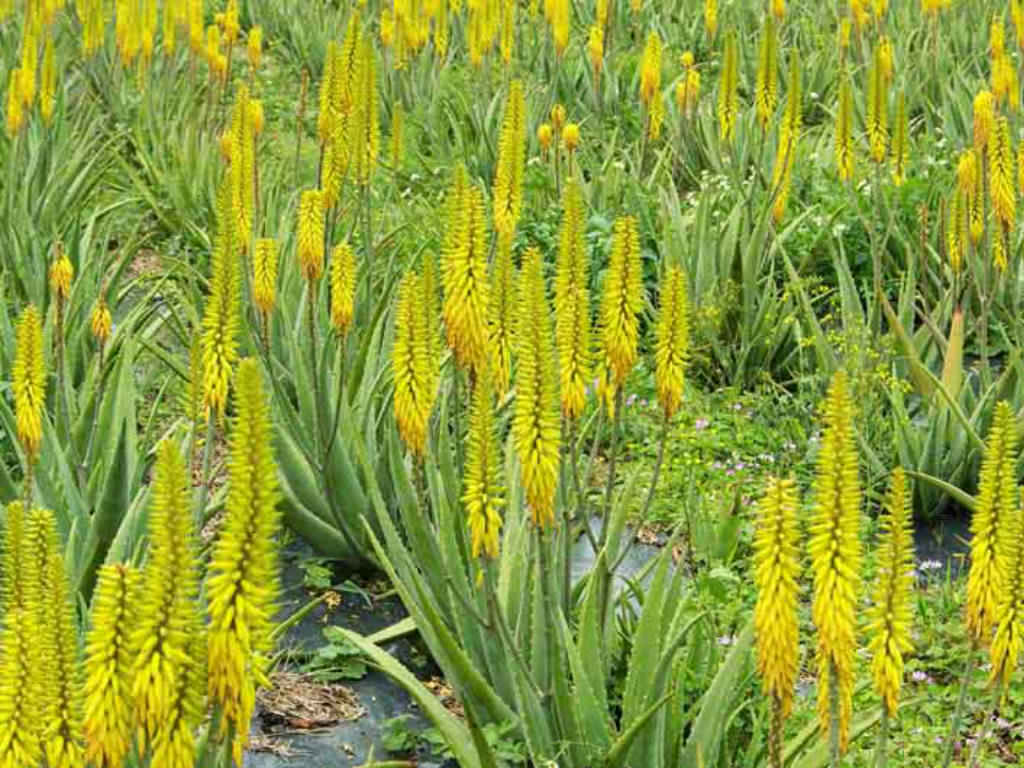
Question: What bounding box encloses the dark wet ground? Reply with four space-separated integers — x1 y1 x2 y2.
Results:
246 509 970 766
243 540 451 768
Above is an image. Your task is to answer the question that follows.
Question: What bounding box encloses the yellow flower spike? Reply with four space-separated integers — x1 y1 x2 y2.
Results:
550 0 569 55
40 35 56 124
990 115 1016 231
6 68 23 137
463 367 503 559
30 508 84 768
891 90 908 186
839 18 851 52
19 33 37 108
297 189 326 282
835 72 854 182
500 0 515 64
991 14 1006 60
563 122 580 153
393 270 434 458
131 441 203 754
514 247 560 528
201 179 241 418
442 176 490 375
772 0 785 19
317 41 339 145
705 0 718 39
391 102 405 170
755 14 778 131
0 608 42 768
967 401 1019 647
330 241 358 336
717 29 739 143
754 475 800 719
808 371 862 754
679 53 701 119
493 79 527 239
489 234 517 400
771 53 801 222
13 304 46 464
84 564 141 768
600 216 643 391
970 158 984 246
188 0 203 53
587 24 603 81
352 34 380 187
223 0 240 43
252 238 278 318
49 248 73 302
867 468 915 717
866 43 888 164
248 99 265 136
247 25 262 71
654 266 689 420
537 122 553 155
990 486 1024 688
947 189 964 275
208 359 282 765
0 502 28 615
640 31 663 108
550 103 566 135
974 90 995 154
91 296 112 345
877 35 893 83
555 179 591 421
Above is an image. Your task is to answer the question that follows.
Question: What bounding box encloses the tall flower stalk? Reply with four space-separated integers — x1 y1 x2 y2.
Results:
754 476 800 768
13 303 45 507
868 468 914 768
207 359 281 765
943 401 1018 768
809 371 862 766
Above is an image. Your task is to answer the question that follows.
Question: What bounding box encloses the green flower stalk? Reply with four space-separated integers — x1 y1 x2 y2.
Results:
394 270 435 458
201 179 241 419
967 401 1018 647
493 79 527 239
754 13 778 130
555 178 591 421
654 266 689 421
0 608 42 768
867 468 915 716
754 475 800 768
990 486 1024 688
84 564 142 768
330 241 358 336
208 359 281 765
809 371 862 761
599 216 643 398
717 28 739 143
13 304 46 469
131 441 203 759
489 234 517 400
442 170 490 376
514 247 561 528
463 367 503 558
29 507 84 768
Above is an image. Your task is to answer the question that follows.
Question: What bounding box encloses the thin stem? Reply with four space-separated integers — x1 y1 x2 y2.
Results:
638 412 670 521
966 688 1002 768
598 388 624 547
307 280 323 460
876 705 889 768
196 414 216 524
81 342 106 485
829 658 841 768
941 644 977 768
